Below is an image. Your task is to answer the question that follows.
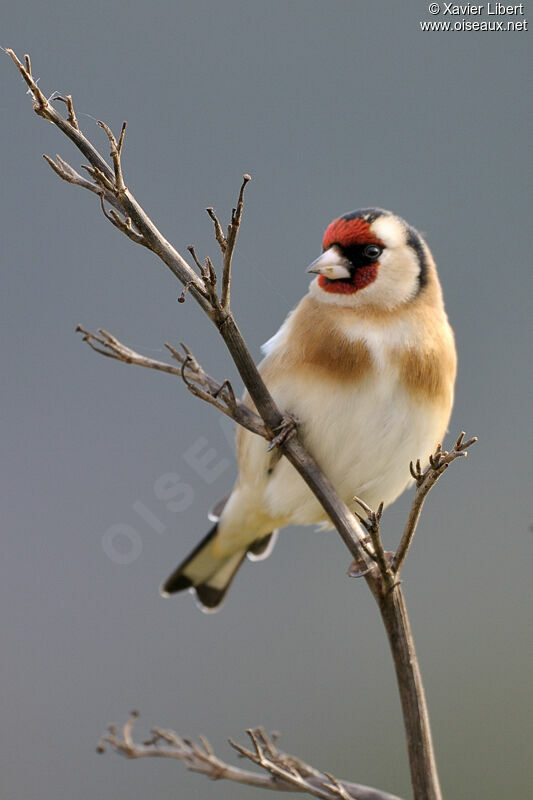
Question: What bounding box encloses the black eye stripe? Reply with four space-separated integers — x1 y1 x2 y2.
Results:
336 243 383 268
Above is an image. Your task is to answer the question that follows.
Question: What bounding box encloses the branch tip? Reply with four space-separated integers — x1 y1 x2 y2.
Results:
206 207 228 253
178 281 196 303
101 715 404 799
66 94 79 129
117 121 127 155
199 734 213 756
394 430 477 573
187 244 205 273
97 119 127 193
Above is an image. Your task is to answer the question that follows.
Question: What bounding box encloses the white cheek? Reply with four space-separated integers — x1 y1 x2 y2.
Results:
354 247 418 309
308 245 420 311
382 248 420 300
371 216 405 248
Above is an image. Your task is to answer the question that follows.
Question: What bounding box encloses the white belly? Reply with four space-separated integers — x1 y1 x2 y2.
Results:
263 370 447 526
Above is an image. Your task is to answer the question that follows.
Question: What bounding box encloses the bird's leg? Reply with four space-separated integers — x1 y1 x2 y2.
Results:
347 538 375 578
267 414 298 451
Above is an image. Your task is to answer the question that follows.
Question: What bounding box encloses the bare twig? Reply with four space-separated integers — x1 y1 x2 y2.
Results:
221 173 251 309
324 773 358 800
353 497 391 583
10 50 48 110
206 207 227 252
230 727 352 800
177 280 198 303
393 432 477 574
53 94 79 129
98 194 146 245
205 173 250 310
42 154 122 213
187 243 206 273
97 119 127 194
7 47 372 570
203 255 219 307
98 714 403 800
6 48 210 312
75 326 268 440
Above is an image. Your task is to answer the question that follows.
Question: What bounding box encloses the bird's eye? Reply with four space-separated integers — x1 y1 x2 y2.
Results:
363 245 382 261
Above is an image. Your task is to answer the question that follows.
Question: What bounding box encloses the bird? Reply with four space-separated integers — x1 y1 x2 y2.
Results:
161 207 457 611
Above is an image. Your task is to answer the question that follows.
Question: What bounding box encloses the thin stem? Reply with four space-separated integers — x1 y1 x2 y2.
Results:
221 173 251 310
97 119 127 194
353 502 442 799
377 586 442 800
75 326 268 440
353 497 390 578
393 433 476 574
6 48 211 313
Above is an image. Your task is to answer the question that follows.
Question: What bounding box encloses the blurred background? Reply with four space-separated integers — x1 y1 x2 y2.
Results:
2 2 532 799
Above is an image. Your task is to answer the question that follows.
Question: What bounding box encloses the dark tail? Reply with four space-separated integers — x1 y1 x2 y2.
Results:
160 524 247 612
160 525 277 612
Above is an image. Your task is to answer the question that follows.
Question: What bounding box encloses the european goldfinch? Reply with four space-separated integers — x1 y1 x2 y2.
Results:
162 208 457 611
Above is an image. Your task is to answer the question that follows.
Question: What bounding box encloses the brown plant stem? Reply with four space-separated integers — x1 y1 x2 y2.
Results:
99 715 404 800
376 586 442 800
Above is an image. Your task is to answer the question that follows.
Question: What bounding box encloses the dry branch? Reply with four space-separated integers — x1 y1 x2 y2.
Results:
75 326 268 440
393 432 477 573
98 713 403 800
5 49 211 310
353 497 391 580
6 47 373 571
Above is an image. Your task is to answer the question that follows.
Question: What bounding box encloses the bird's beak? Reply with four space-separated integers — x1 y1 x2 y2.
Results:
306 246 351 280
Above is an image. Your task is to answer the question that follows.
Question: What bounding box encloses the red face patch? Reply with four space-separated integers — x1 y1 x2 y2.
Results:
323 216 383 250
319 216 383 294
318 264 378 294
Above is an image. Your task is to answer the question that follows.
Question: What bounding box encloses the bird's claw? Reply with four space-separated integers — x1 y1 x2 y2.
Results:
348 535 395 578
267 414 298 451
347 556 374 578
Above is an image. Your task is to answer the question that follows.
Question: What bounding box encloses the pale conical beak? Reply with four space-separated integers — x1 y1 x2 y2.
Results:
306 246 351 280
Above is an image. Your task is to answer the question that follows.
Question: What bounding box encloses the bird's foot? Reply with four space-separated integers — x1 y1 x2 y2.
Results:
267 414 298 451
348 536 395 578
347 555 374 578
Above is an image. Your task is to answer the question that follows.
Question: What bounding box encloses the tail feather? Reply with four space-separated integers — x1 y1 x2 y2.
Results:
247 530 279 562
161 522 277 612
161 524 218 595
195 549 247 611
160 524 247 612
207 495 229 523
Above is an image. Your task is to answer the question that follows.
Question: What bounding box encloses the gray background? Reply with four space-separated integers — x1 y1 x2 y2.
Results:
2 2 532 799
